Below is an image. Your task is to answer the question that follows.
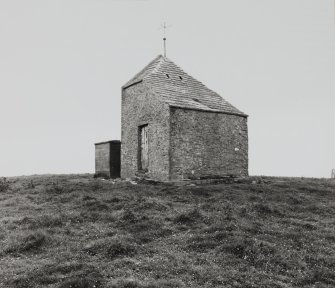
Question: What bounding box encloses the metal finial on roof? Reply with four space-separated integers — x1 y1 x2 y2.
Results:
160 22 171 57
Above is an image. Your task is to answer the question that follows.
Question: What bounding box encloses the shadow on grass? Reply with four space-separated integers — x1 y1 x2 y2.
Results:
2 230 47 256
84 236 137 260
108 279 184 288
58 271 103 288
219 237 294 273
253 203 284 217
117 210 172 244
7 262 104 288
295 267 335 287
83 199 109 211
173 208 205 225
13 214 64 229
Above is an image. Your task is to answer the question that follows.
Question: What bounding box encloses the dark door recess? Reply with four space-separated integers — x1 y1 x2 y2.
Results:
109 141 121 178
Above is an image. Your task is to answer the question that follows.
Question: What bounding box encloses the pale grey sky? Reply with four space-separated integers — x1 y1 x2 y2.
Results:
0 0 334 177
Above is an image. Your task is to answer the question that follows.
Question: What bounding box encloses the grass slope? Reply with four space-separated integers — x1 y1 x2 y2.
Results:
0 175 334 288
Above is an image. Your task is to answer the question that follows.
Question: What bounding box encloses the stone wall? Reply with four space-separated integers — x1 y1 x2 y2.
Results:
169 108 248 180
121 82 170 181
95 143 110 177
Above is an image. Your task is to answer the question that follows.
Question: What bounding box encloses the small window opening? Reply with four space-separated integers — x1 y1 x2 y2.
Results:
166 74 170 78
179 76 183 80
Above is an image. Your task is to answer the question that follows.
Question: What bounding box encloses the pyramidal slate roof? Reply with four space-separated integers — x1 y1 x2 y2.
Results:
123 55 247 117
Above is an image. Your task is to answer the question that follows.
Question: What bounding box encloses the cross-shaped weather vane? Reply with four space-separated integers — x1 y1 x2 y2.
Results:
160 22 171 57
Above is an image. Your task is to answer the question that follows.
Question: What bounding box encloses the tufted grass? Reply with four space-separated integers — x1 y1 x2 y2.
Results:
0 174 334 287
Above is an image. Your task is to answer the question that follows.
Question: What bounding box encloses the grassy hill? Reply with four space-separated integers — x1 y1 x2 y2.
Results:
0 175 334 288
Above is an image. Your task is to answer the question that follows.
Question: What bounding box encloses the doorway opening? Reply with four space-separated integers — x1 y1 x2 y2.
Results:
138 124 149 171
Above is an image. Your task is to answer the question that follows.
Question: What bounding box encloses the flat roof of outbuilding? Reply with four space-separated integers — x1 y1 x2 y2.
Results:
94 140 121 145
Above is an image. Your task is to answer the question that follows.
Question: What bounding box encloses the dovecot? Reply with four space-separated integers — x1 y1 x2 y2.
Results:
120 55 249 181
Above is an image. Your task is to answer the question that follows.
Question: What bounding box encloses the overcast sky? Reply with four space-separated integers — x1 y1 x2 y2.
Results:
0 0 334 178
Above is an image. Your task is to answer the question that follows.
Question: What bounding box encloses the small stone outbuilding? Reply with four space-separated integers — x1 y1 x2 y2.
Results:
121 55 248 181
95 140 121 178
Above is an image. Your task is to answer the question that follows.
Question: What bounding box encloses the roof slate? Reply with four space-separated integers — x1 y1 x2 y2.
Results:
123 55 247 117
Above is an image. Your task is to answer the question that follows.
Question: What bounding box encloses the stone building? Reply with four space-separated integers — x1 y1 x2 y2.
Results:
121 55 248 181
95 140 121 178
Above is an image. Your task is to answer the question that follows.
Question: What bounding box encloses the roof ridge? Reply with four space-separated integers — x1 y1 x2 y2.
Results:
122 55 164 88
148 57 246 116
123 54 247 117
148 55 165 75
153 57 217 91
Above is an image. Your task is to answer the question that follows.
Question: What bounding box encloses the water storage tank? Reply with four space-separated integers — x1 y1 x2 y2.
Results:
94 140 121 178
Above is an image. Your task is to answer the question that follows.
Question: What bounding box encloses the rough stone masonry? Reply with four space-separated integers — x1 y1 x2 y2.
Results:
121 55 248 181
